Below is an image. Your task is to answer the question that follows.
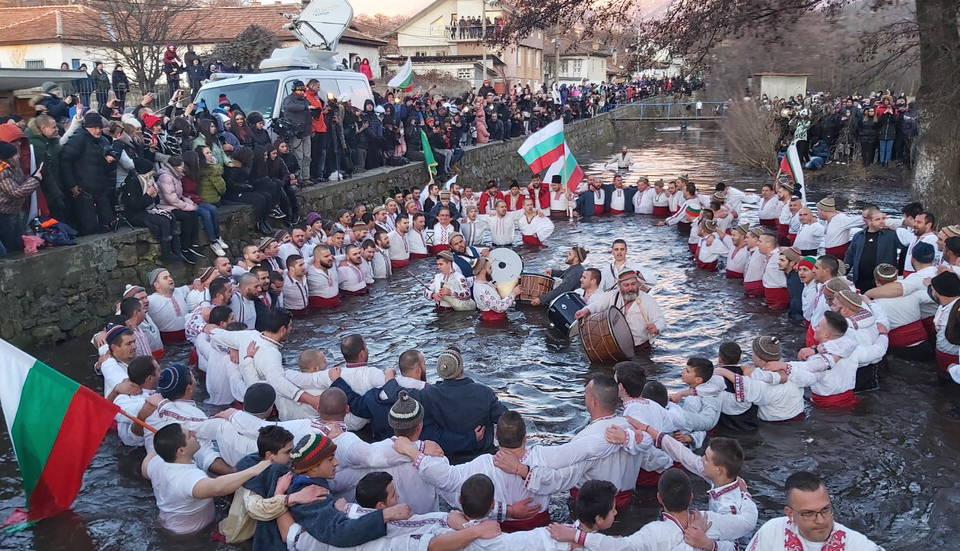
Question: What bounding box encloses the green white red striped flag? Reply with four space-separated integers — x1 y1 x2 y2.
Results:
543 140 584 193
388 58 414 91
518 120 565 173
780 141 806 203
0 339 119 528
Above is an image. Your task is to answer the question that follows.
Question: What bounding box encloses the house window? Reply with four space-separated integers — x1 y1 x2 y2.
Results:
415 51 428 58
572 59 582 73
544 61 553 76
25 60 45 69
71 59 81 69
559 60 568 75
457 68 472 79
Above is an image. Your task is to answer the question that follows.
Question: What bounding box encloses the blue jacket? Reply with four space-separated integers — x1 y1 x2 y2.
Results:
417 376 507 452
844 228 904 284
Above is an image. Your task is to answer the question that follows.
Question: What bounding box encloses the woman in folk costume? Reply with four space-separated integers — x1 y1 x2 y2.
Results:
472 257 521 323
423 250 475 311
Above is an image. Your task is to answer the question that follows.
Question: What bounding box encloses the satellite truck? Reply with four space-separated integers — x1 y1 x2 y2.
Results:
194 0 373 123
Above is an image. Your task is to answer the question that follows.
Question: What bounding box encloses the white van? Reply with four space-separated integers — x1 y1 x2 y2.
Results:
194 69 373 121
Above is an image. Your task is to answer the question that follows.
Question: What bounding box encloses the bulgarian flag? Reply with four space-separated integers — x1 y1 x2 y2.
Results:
543 140 584 193
780 142 807 203
518 120 565 173
420 129 437 176
388 58 414 91
0 339 119 528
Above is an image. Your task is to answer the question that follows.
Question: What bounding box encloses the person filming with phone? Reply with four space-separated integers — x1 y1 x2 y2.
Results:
0 139 43 256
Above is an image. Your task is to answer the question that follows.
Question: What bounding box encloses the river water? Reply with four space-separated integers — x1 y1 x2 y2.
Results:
2 127 958 550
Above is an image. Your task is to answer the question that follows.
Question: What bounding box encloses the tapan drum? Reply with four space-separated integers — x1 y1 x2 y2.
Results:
580 309 636 363
518 273 555 302
548 292 587 336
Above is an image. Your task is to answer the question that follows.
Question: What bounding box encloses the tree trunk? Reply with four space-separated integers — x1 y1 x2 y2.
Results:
913 0 960 223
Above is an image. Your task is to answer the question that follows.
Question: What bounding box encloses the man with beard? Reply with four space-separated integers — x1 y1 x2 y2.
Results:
231 273 261 329
574 176 608 219
516 197 555 248
481 199 522 247
387 215 409 270
147 268 191 344
547 175 573 219
406 212 430 259
576 268 666 353
371 231 392 278
900 211 940 275
473 257 522 323
747 472 883 550
449 231 488 278
279 226 310 266
307 245 340 308
531 246 588 307
283 254 310 317
337 243 368 296
358 239 376 285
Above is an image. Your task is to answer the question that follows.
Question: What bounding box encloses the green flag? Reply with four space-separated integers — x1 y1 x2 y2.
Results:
420 129 437 176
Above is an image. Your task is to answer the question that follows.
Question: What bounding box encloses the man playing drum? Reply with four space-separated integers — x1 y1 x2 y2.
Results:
575 268 667 353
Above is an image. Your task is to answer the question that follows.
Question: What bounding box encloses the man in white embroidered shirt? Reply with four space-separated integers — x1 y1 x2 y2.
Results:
747 471 884 550
576 268 666 353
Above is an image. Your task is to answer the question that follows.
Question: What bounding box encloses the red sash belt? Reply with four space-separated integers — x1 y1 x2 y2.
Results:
805 323 816 347
550 210 567 219
637 461 684 487
744 280 763 297
593 205 605 216
309 295 340 308
763 285 790 310
610 208 625 215
154 348 168 361
777 223 789 240
160 330 186 345
669 207 680 215
825 244 849 258
888 320 928 348
788 233 798 244
391 259 410 270
811 390 859 408
760 218 777 228
726 270 744 279
570 487 634 509
696 259 718 272
429 244 450 255
436 305 453 312
522 234 547 248
688 243 698 257
341 288 368 296
634 341 652 354
187 347 197 366
409 252 430 260
480 310 507 322
289 307 311 318
652 205 669 218
922 316 936 339
935 348 959 374
500 509 550 533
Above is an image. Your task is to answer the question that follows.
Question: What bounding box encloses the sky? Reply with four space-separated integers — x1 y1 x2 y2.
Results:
352 0 432 17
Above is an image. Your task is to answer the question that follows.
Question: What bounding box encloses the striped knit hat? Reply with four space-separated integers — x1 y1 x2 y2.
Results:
436 349 464 379
147 268 167 287
158 364 191 399
389 391 425 430
684 204 701 217
291 433 337 474
752 336 781 362
874 263 898 282
798 256 816 270
938 225 960 241
105 324 131 346
824 277 850 296
123 284 146 299
732 223 750 236
703 219 719 233
780 246 802 262
815 196 836 213
835 289 862 311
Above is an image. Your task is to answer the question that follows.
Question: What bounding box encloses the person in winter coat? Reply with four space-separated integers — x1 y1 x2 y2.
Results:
0 140 42 255
304 79 329 181
246 112 274 149
221 146 271 235
486 111 505 141
855 106 880 167
60 111 117 235
361 99 384 169
193 118 230 166
92 62 111 108
32 82 74 122
265 144 299 224
250 145 288 222
358 58 373 81
275 138 300 186
120 158 183 263
142 113 181 162
173 153 226 256
112 65 130 109
25 115 70 223
156 154 202 260
472 99 489 144
73 64 94 107
280 80 315 183
876 108 899 167
186 58 207 96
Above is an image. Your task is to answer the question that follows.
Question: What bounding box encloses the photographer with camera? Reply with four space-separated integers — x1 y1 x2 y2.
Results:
304 79 330 182
60 111 117 235
279 80 314 185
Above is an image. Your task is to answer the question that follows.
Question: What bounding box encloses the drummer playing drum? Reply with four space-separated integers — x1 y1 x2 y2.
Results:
531 246 588 307
575 268 667 353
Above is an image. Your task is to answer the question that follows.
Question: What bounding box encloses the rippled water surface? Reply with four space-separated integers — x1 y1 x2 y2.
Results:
2 128 958 550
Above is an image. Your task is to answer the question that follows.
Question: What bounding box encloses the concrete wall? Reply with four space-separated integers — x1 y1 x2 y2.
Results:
0 112 619 347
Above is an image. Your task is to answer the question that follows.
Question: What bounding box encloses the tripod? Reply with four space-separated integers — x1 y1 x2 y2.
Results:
111 190 135 233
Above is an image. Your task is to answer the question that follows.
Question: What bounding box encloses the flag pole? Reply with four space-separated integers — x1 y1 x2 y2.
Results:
116 409 158 434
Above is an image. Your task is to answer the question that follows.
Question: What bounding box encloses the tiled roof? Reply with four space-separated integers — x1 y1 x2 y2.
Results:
0 5 386 46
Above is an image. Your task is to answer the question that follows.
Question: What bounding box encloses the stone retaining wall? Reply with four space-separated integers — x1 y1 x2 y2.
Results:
0 112 619 346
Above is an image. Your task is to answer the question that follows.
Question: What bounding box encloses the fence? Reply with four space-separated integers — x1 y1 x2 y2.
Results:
611 101 728 120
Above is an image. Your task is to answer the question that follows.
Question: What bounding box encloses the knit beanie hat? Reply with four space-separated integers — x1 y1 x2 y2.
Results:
732 223 749 236
912 242 935 264
780 246 802 262
105 325 131 346
158 364 191 399
938 225 960 240
83 111 104 128
752 336 781 362
148 268 168 286
142 113 163 130
291 433 337 474
437 250 454 263
306 212 322 226
247 112 265 126
123 284 146 299
824 277 849 296
798 256 816 271
41 81 59 94
778 181 794 194
835 289 862 311
931 271 960 298
747 226 765 238
816 196 836 213
447 231 463 245
134 158 155 175
874 263 898 282
0 141 17 161
436 349 464 379
703 220 719 233
388 391 424 430
258 237 276 251
243 383 276 416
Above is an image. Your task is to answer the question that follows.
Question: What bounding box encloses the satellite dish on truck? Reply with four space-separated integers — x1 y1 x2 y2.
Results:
260 0 354 71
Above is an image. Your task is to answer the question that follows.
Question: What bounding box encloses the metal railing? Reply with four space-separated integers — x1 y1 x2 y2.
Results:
611 101 728 120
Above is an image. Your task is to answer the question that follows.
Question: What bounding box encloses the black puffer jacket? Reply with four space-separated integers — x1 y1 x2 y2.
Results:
60 128 115 193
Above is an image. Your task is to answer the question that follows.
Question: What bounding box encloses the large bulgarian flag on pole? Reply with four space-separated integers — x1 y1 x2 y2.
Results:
0 339 119 528
780 141 807 203
518 119 565 173
543 140 584 193
388 57 414 91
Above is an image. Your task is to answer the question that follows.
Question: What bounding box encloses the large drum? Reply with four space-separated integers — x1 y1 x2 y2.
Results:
489 248 523 281
548 292 587 336
580 309 636 364
518 273 555 302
